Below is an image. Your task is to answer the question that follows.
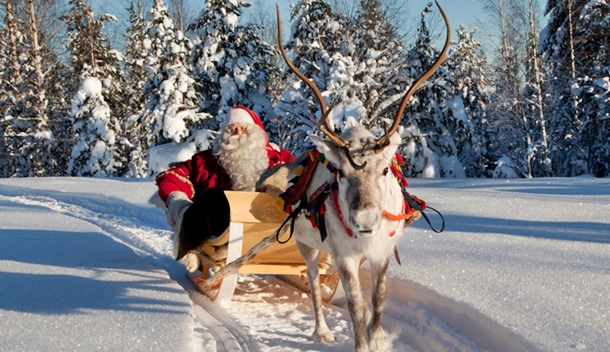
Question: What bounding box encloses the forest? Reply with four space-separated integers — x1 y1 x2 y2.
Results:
0 0 608 179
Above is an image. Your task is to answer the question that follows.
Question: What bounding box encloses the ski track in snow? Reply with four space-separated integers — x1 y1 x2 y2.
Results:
2 184 532 352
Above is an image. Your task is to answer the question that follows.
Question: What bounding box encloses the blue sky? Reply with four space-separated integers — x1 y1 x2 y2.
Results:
270 0 485 32
96 0 486 34
266 0 490 50
256 0 494 52
94 0 492 51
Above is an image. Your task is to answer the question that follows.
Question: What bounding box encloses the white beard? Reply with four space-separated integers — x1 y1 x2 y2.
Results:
213 124 270 191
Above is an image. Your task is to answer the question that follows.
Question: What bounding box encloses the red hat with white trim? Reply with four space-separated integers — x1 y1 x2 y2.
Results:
223 105 269 143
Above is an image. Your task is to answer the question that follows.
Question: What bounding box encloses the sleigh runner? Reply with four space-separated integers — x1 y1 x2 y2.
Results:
188 190 344 303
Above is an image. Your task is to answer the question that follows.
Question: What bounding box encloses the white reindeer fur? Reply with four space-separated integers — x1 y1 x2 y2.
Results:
292 126 405 352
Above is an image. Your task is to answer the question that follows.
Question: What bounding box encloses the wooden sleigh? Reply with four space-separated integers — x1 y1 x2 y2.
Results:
188 190 344 303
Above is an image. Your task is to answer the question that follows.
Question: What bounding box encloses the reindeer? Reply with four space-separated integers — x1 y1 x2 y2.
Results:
271 2 450 351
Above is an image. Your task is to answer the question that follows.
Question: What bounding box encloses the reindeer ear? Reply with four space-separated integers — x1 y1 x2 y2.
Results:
309 134 337 154
383 131 402 159
309 134 343 165
390 129 402 146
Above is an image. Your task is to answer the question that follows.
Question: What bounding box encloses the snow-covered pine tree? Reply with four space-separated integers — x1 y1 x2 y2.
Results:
539 0 589 176
139 0 205 162
124 0 147 122
0 0 25 178
522 0 552 177
0 6 11 177
397 3 464 178
63 0 124 101
63 0 126 176
123 0 149 177
68 77 120 177
187 0 277 137
481 0 533 178
569 1 610 177
0 0 55 177
243 0 286 108
450 25 494 178
351 0 407 129
274 0 361 155
19 0 72 177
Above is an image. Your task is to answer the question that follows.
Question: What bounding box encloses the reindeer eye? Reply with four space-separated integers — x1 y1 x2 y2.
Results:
383 167 389 176
337 169 345 178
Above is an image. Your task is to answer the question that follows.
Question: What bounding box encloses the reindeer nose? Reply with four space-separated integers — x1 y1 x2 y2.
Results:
350 206 380 237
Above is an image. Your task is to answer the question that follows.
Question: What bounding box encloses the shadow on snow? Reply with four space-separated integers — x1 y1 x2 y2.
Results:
0 229 187 315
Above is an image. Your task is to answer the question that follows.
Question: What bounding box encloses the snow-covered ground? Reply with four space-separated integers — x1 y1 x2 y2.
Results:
0 177 608 351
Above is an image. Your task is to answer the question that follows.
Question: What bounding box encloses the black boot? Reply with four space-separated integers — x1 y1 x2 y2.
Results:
177 187 230 260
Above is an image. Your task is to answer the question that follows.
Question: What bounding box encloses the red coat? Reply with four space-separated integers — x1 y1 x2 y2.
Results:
156 145 294 203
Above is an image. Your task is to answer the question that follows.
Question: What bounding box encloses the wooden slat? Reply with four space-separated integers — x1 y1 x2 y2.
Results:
237 264 308 275
224 191 287 223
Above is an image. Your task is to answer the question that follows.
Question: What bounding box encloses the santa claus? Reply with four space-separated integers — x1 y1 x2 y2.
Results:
155 106 294 267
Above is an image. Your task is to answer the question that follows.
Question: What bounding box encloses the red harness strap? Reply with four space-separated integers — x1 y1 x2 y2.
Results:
329 174 355 237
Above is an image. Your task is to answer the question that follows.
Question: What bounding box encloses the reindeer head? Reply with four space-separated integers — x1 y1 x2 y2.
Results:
276 1 450 237
310 127 403 236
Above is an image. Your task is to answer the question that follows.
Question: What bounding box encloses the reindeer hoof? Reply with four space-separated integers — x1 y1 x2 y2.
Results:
367 327 387 351
312 329 335 343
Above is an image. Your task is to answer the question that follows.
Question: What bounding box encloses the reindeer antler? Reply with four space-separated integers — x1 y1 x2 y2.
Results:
276 3 348 148
377 0 451 148
277 3 367 170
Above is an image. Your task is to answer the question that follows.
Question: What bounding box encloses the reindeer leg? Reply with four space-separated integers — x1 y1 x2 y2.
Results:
337 254 369 352
366 256 390 351
296 241 335 343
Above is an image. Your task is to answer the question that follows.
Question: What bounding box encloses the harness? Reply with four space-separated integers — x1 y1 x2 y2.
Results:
274 149 444 244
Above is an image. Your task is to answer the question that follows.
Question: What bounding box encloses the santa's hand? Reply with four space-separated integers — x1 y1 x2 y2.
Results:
256 164 292 198
166 192 192 233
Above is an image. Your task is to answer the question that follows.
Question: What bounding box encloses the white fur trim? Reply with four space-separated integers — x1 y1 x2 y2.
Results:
166 192 192 240
269 142 281 152
148 192 166 209
224 108 254 126
183 252 201 273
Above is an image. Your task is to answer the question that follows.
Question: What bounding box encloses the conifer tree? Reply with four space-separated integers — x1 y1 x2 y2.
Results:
1 0 26 177
569 1 610 176
188 0 277 136
523 0 552 177
0 22 9 178
0 1 16 178
124 0 147 121
274 0 360 155
68 77 121 177
543 0 610 176
1 0 56 177
483 0 533 178
397 3 464 178
450 25 493 177
123 0 149 177
139 0 204 156
352 0 407 128
63 0 125 176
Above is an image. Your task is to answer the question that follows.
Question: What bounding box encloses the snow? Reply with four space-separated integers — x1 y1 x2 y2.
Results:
1 176 609 351
79 77 103 98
